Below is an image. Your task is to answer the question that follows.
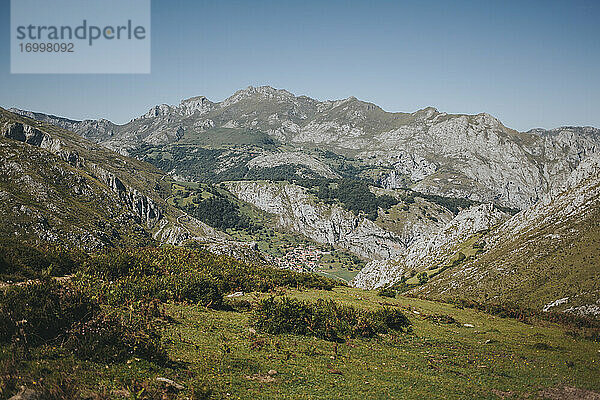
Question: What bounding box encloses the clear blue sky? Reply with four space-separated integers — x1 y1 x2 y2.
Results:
1 0 598 131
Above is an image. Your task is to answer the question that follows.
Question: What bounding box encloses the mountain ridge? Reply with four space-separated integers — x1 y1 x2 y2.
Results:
0 107 228 251
10 85 600 210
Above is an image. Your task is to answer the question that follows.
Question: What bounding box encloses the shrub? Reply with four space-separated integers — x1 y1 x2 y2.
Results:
75 247 340 309
0 240 83 281
64 309 167 364
0 280 97 345
169 274 224 308
371 308 411 331
0 279 168 364
424 313 458 325
377 288 396 298
452 252 466 266
417 272 429 284
253 297 410 341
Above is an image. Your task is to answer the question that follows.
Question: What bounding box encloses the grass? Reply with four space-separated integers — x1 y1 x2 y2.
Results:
3 281 599 399
414 180 600 312
316 252 361 282
404 233 483 285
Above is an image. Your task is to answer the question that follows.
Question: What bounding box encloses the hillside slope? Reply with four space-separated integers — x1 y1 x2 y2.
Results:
352 203 508 289
1 246 598 399
224 180 464 260
0 107 225 251
409 154 600 315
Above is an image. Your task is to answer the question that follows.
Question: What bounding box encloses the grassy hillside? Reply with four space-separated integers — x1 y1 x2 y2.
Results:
409 167 600 314
0 136 156 252
0 107 222 255
1 246 598 399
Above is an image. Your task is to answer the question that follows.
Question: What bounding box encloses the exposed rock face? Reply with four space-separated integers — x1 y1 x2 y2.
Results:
2 122 63 153
11 87 600 209
87 163 163 227
0 109 224 250
225 181 407 260
2 121 165 232
407 153 600 316
352 204 508 289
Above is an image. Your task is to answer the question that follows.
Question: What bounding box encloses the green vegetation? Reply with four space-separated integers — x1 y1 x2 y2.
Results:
168 181 363 281
253 297 410 341
1 243 599 399
172 184 257 232
179 128 277 149
316 250 363 281
0 240 83 281
77 247 338 308
0 279 96 345
415 182 600 312
312 178 398 220
0 245 340 398
377 287 397 298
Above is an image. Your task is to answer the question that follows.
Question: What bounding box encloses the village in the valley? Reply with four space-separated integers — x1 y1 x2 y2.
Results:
270 245 330 273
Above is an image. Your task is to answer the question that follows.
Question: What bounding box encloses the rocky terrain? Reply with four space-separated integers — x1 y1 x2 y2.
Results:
225 181 453 260
351 151 600 315
0 107 225 251
12 86 600 210
404 153 600 314
5 87 600 316
352 203 508 289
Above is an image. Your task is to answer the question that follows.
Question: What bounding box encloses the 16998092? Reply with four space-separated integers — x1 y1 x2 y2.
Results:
19 42 74 52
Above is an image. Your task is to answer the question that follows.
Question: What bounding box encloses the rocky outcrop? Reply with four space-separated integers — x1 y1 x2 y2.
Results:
246 152 340 179
11 87 600 210
352 204 508 289
2 122 62 152
225 181 407 260
2 121 165 231
87 163 163 228
407 153 600 316
0 111 223 248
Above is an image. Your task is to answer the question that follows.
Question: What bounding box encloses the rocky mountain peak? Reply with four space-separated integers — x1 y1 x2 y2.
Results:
178 96 214 116
473 112 505 129
221 85 296 107
8 86 600 211
141 104 172 119
413 106 439 120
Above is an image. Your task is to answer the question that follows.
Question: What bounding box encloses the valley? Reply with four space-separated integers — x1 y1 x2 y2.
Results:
1 85 600 399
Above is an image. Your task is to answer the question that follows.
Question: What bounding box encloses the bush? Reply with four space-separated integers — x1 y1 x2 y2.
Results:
312 179 399 221
377 288 396 298
253 297 410 341
452 252 466 266
76 247 340 309
371 308 411 331
64 308 167 364
0 280 97 345
0 279 168 364
424 313 458 325
0 240 83 281
169 273 224 308
185 194 257 231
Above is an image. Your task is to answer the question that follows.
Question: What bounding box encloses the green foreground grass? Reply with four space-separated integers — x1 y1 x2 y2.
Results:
3 285 599 399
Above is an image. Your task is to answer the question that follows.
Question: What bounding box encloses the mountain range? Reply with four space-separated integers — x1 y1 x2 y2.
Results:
4 85 600 316
12 85 600 210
